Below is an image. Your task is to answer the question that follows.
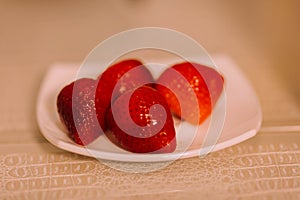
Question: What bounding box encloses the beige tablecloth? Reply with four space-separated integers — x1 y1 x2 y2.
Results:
1 1 300 199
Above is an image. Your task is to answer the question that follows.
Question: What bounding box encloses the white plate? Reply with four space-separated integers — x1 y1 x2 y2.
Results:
36 55 262 162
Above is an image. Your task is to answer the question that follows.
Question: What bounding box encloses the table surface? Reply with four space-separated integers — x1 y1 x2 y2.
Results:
1 1 300 199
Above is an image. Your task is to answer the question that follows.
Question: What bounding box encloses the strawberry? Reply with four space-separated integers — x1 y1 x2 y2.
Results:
57 78 107 145
106 86 176 153
156 62 224 124
95 59 154 127
96 59 154 103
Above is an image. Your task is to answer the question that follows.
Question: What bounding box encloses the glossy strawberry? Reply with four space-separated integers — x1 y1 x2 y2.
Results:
57 78 106 145
95 59 154 127
96 59 154 103
106 86 176 153
156 62 224 124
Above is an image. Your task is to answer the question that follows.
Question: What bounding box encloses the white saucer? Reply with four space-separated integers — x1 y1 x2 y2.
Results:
36 55 262 162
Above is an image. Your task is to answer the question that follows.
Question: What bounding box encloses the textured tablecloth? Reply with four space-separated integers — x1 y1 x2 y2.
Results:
1 133 300 200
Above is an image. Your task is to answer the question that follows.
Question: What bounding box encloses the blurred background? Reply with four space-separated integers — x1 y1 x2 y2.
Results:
0 0 299 132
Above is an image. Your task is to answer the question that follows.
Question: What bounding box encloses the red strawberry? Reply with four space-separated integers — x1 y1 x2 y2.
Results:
106 86 176 153
57 78 107 145
156 62 224 124
95 59 154 127
96 59 154 103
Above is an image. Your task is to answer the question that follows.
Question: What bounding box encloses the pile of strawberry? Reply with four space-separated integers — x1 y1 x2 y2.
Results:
57 59 224 153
